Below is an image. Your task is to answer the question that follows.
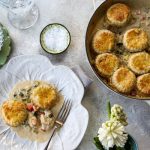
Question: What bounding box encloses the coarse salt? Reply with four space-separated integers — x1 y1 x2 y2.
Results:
43 25 70 53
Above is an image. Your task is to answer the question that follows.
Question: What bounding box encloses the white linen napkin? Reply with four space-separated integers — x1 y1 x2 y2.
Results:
72 65 93 88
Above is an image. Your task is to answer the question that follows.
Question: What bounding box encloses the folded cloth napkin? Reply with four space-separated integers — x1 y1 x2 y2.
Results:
72 65 93 88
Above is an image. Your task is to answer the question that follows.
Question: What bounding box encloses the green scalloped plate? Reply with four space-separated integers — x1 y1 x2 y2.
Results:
0 24 12 67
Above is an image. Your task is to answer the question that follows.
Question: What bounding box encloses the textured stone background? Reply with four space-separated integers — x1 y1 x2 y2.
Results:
0 0 150 149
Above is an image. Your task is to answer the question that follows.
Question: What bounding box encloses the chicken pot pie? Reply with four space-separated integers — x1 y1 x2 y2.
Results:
31 84 58 109
137 73 150 95
1 100 28 127
123 28 148 52
89 3 150 99
95 53 119 77
128 52 150 74
106 3 131 27
0 81 63 142
112 67 136 93
92 29 115 53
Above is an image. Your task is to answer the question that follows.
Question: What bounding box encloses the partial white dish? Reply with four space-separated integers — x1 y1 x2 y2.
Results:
0 55 89 150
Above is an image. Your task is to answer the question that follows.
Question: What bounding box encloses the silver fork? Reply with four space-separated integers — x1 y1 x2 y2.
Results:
44 99 72 150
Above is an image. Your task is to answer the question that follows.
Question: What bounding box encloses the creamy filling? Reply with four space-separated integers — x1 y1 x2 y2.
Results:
7 80 64 142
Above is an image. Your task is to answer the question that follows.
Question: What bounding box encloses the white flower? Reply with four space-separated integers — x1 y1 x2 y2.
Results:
111 104 128 126
0 26 4 51
98 120 128 149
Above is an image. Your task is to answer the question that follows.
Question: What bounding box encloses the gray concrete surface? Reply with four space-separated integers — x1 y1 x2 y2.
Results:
0 0 150 149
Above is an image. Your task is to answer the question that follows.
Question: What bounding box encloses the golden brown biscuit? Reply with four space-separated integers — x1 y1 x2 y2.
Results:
92 29 115 53
128 52 150 74
106 3 131 26
1 100 28 127
112 67 136 93
31 84 58 109
95 53 119 77
123 28 148 52
137 73 150 95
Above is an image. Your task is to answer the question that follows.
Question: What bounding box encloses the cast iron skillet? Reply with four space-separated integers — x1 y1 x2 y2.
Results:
85 0 150 100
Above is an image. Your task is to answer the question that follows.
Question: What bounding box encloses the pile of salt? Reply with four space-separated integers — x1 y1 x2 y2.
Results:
43 25 70 53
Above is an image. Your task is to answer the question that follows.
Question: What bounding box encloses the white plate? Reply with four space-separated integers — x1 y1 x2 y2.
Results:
0 55 89 150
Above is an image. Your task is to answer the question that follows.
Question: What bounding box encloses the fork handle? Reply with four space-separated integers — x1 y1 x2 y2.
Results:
44 126 58 150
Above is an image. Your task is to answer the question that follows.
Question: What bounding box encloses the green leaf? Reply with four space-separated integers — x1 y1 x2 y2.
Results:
107 100 111 119
93 137 104 150
0 26 11 66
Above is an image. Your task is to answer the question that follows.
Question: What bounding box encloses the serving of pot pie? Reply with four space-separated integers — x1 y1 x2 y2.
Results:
31 84 58 109
89 3 150 99
1 100 28 127
0 80 64 142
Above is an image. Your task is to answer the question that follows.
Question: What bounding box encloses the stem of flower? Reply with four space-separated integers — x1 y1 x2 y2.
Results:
107 100 111 119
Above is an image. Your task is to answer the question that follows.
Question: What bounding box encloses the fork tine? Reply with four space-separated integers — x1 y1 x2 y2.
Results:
57 100 66 118
61 101 72 122
58 100 70 120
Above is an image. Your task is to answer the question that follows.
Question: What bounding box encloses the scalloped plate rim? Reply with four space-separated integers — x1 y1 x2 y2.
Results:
4 54 89 150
